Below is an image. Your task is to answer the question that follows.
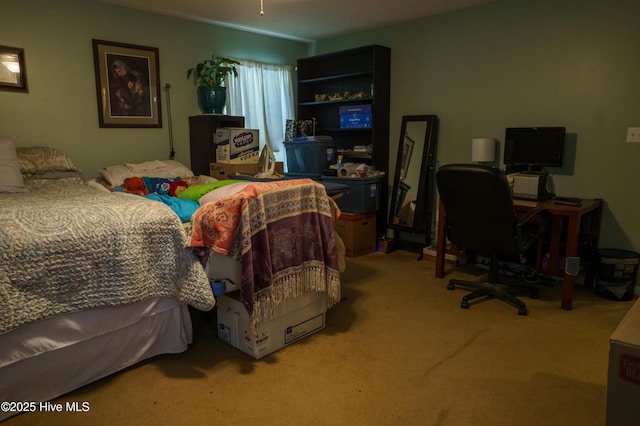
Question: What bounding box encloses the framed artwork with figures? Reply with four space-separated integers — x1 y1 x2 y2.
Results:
92 39 162 128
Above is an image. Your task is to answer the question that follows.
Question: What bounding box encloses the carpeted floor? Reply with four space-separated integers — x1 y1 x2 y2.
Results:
4 250 634 425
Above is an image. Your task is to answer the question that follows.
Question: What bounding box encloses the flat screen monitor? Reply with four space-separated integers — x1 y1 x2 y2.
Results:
503 127 565 169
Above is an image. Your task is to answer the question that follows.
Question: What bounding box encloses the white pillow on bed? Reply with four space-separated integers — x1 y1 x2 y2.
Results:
198 181 250 205
0 136 26 193
99 160 194 187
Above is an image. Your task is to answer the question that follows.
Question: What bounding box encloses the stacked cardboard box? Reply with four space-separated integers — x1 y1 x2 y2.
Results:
334 212 376 257
214 128 259 164
209 162 283 179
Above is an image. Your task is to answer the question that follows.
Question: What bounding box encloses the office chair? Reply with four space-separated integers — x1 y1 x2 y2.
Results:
435 164 548 315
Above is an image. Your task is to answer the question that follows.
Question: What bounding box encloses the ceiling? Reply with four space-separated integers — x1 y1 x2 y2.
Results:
92 0 497 42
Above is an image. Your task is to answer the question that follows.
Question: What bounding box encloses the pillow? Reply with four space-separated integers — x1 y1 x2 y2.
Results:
0 136 26 192
16 146 81 175
27 170 83 179
99 160 194 187
125 160 168 173
142 176 178 195
195 174 218 184
86 178 112 193
98 164 134 187
177 180 244 202
198 181 250 206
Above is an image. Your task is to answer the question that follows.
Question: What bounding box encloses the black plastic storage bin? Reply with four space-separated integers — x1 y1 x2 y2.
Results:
322 175 383 213
595 249 640 301
284 140 336 177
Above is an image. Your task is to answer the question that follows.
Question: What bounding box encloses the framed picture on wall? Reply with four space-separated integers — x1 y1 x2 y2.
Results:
92 39 162 128
0 45 28 93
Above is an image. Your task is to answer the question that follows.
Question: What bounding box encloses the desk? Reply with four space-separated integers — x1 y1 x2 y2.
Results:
435 197 604 310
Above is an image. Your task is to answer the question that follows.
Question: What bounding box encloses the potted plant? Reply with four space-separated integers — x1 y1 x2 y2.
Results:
187 55 240 114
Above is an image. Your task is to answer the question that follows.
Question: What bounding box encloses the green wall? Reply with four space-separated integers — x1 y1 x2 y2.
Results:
0 0 308 178
316 0 640 252
2 0 640 253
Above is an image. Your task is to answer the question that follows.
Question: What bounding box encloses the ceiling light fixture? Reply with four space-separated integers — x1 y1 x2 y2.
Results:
260 0 264 16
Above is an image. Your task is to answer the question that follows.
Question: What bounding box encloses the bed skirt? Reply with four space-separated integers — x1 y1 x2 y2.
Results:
0 297 191 421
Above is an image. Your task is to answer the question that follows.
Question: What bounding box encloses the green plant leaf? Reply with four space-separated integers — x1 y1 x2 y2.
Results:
187 55 240 87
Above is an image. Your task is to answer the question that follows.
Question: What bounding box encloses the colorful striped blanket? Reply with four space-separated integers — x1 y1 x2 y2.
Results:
189 179 341 325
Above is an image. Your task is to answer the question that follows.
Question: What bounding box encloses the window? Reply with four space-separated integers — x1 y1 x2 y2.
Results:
227 59 295 161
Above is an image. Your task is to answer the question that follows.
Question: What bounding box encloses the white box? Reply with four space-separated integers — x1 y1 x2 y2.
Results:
216 291 327 359
214 128 259 164
606 298 640 425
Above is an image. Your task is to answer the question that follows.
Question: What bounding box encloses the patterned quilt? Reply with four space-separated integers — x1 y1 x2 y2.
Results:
189 179 341 326
0 178 215 335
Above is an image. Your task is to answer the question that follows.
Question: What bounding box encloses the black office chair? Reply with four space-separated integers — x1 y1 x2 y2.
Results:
435 164 548 315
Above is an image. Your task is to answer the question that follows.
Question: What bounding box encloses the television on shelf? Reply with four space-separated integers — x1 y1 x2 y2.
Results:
503 126 566 172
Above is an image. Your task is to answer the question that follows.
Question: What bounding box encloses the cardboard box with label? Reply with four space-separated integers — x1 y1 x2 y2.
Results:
216 291 327 359
334 212 376 257
606 298 640 425
209 162 284 180
215 128 259 164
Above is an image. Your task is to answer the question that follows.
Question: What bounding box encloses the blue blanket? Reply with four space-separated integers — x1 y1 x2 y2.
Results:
144 193 199 222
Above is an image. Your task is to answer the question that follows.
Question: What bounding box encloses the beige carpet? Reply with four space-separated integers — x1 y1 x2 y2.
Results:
5 250 634 425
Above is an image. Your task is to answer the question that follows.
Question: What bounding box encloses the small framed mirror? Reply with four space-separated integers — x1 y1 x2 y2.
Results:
0 45 28 93
387 115 439 253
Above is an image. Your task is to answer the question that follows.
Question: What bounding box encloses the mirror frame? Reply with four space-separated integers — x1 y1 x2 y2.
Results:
388 115 439 236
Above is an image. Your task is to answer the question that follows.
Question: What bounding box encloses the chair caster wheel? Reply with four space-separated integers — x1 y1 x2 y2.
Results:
461 300 470 309
518 307 527 315
447 283 455 290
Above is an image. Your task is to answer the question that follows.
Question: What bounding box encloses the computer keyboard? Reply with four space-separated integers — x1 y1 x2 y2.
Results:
553 196 582 205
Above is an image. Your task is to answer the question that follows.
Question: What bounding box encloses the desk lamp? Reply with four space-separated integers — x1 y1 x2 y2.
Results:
471 137 496 165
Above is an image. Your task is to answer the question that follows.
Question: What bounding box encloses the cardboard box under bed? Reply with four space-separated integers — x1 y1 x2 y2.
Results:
216 290 327 359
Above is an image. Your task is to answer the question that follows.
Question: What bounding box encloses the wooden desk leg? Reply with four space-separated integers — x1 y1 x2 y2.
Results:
561 213 582 310
435 200 446 278
591 199 604 249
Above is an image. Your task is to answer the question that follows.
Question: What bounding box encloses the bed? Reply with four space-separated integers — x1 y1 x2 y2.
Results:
0 140 344 420
0 140 215 421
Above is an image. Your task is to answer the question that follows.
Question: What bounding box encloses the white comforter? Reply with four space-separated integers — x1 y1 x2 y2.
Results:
0 178 214 334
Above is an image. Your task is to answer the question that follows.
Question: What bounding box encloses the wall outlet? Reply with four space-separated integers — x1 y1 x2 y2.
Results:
626 127 640 143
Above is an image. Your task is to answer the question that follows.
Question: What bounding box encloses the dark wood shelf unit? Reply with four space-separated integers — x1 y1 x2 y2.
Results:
188 114 245 176
298 97 373 107
296 45 391 236
298 71 373 84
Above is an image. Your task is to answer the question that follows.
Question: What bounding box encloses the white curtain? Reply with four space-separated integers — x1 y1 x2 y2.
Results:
227 60 295 160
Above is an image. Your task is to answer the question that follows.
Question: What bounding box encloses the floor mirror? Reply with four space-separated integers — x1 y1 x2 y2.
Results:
386 115 439 256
